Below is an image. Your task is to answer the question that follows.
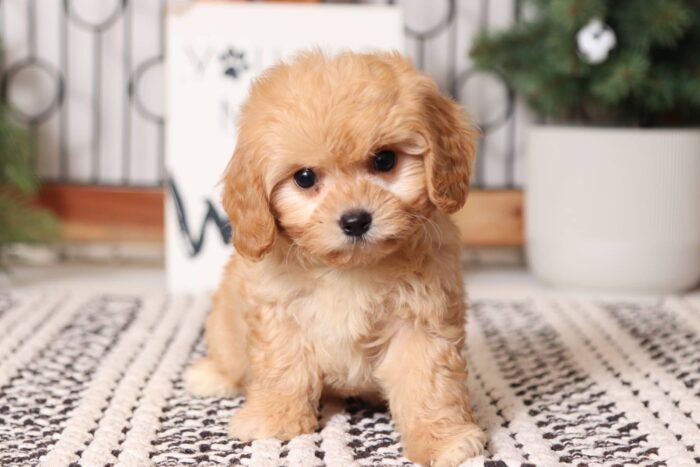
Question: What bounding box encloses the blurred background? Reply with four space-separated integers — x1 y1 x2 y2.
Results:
1 0 699 294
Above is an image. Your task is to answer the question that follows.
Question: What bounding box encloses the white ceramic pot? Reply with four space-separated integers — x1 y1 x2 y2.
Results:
526 126 700 293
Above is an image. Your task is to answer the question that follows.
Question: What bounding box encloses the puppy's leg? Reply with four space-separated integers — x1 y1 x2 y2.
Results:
376 325 485 467
185 281 248 398
229 315 321 441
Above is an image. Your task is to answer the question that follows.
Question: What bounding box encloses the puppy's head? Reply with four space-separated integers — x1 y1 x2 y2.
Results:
222 51 476 266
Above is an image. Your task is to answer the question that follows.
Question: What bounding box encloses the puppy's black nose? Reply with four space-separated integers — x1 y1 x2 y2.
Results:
339 210 372 237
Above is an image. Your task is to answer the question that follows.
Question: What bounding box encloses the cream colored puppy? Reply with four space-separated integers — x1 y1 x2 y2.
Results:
185 51 485 466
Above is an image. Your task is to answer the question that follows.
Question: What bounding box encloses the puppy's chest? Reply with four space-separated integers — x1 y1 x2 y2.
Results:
294 275 388 387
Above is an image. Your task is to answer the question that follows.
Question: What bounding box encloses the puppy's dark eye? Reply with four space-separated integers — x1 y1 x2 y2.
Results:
293 168 316 189
372 150 396 172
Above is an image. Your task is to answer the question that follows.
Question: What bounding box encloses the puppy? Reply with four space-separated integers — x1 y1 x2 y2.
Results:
185 51 485 466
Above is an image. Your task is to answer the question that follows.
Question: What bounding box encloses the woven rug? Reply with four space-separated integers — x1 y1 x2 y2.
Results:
1 291 699 467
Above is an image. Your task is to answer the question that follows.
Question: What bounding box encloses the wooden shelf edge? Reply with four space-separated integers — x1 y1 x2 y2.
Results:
452 189 524 247
37 184 165 243
38 184 523 246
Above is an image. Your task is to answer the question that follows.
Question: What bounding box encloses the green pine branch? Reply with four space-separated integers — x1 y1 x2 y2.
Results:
0 105 59 249
470 0 700 126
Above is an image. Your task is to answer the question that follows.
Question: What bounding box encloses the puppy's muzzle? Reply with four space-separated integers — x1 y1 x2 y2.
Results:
339 210 372 237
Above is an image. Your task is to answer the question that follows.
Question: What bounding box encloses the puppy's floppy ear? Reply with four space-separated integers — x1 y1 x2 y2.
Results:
422 87 478 214
221 143 276 261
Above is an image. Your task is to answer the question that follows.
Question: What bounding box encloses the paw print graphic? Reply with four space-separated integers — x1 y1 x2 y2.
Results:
220 48 249 79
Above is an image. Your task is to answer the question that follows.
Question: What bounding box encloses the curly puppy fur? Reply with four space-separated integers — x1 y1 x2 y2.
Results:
185 51 485 466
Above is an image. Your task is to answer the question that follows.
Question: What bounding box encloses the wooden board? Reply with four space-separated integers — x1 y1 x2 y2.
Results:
37 185 164 243
451 190 524 246
38 185 523 246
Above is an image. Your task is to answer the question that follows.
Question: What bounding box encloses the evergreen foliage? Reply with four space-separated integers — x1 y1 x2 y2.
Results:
0 106 58 249
470 0 700 126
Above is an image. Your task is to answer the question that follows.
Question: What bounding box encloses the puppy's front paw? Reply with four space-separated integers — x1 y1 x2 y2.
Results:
404 422 485 467
431 423 486 467
184 357 239 398
229 403 318 441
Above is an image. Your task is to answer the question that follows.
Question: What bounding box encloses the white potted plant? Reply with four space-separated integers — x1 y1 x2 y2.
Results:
471 0 700 292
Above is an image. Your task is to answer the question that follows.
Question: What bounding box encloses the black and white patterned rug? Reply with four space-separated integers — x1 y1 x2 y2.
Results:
1 291 699 466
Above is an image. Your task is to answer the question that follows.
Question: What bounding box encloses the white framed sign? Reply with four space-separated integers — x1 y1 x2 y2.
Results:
165 3 403 292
